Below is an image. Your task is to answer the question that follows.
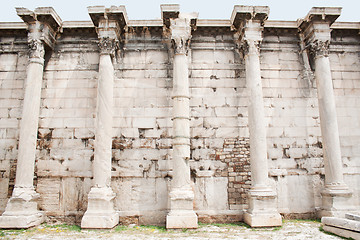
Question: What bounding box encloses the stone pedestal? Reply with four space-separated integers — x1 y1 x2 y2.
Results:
299 7 353 218
244 188 282 227
80 187 118 229
166 189 198 229
0 8 61 228
0 187 44 228
231 6 281 227
166 13 198 229
318 187 353 218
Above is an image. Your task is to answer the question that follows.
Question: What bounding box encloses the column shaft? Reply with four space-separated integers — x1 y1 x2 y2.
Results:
245 41 268 189
81 35 119 229
172 54 191 190
16 55 44 187
166 15 198 229
81 7 127 227
315 56 344 186
298 7 354 217
93 54 114 188
0 35 45 229
232 11 282 227
312 47 353 218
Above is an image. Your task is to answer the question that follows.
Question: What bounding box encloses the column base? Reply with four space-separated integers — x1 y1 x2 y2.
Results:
166 187 198 229
0 213 44 229
81 187 119 229
318 185 354 218
166 210 198 229
0 187 44 228
244 187 282 227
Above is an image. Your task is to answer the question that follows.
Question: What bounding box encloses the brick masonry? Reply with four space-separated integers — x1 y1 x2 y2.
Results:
212 138 251 207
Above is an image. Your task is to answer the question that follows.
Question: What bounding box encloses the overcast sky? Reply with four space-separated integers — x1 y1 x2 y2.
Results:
1 0 359 22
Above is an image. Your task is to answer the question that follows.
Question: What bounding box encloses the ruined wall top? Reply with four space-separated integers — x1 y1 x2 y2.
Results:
0 5 358 32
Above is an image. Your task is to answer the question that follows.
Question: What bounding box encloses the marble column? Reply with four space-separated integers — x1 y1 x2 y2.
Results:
0 22 45 229
166 13 198 229
299 7 353 218
81 8 125 228
231 6 281 227
0 7 61 228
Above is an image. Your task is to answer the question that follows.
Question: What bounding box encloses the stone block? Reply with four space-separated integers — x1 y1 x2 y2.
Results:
81 187 119 229
322 217 360 239
215 128 239 138
244 190 282 227
323 225 360 240
0 213 44 228
132 118 156 129
346 213 360 222
166 211 198 229
0 119 18 129
214 107 238 117
194 177 229 210
203 96 226 107
318 187 354 218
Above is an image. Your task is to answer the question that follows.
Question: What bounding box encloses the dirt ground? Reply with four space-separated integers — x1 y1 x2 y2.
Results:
0 220 345 239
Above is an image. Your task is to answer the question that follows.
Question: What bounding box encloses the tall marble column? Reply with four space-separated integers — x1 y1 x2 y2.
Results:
231 6 281 227
299 7 353 218
81 6 127 229
0 7 61 229
166 13 198 229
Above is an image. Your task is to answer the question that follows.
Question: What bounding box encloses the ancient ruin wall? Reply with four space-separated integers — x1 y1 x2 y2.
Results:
0 22 359 224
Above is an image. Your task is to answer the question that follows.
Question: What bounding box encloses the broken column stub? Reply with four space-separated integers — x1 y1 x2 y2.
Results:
0 7 61 229
299 7 353 218
231 5 282 227
81 6 127 229
166 11 199 229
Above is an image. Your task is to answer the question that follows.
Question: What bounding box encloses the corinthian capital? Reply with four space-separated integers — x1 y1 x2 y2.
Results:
238 39 261 56
170 17 192 55
28 38 45 60
98 37 118 56
172 35 191 55
308 39 330 58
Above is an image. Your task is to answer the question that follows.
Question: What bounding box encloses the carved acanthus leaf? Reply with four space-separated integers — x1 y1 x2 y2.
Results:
28 38 45 59
170 18 192 55
98 37 119 56
238 39 260 56
172 36 191 55
308 40 330 58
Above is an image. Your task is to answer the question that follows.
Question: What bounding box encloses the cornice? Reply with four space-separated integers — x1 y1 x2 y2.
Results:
1 21 359 31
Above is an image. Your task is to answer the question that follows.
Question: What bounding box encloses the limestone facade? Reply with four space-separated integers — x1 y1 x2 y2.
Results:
0 5 359 228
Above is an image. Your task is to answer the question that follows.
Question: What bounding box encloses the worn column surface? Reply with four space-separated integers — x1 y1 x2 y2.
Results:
81 6 127 229
231 5 281 227
0 7 61 229
166 12 198 229
299 7 353 218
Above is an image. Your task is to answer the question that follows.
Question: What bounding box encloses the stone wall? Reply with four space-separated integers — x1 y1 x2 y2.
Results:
0 10 359 226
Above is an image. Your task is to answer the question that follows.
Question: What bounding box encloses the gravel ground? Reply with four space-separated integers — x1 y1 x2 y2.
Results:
0 220 344 240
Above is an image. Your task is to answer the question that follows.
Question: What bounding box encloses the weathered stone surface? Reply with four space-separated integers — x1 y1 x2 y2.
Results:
346 213 360 222
0 4 359 229
322 216 360 239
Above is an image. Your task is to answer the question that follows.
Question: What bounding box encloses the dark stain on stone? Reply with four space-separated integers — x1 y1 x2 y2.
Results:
112 138 133 150
283 147 290 158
